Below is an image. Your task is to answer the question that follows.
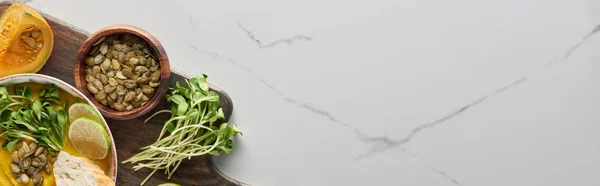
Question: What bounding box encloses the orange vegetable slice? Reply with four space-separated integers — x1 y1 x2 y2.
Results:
0 3 53 78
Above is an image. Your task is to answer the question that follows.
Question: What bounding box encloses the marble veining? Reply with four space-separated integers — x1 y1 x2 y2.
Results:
400 149 463 186
236 21 313 48
560 24 600 60
355 23 600 161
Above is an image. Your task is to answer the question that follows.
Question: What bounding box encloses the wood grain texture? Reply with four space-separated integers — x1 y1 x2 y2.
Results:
74 24 172 120
0 2 246 186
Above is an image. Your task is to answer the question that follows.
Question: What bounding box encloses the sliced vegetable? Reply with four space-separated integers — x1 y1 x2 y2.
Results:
0 3 54 78
68 117 110 160
68 102 101 123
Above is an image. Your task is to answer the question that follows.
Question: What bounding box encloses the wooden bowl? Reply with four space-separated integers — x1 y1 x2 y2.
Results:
74 24 170 120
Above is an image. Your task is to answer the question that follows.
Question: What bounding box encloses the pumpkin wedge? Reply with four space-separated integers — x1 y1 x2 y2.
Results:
0 3 53 78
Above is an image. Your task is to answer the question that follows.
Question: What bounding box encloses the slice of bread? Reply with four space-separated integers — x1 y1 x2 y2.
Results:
53 151 114 186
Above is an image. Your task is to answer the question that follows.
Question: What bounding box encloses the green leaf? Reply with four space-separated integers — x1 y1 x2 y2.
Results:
208 149 220 156
198 75 209 92
0 87 9 100
40 84 59 101
188 78 199 94
3 138 19 152
170 95 188 116
46 106 58 126
32 100 42 120
57 110 67 131
219 139 234 154
14 85 32 98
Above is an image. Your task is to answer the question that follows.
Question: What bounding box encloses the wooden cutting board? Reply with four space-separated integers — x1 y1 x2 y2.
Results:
0 2 247 186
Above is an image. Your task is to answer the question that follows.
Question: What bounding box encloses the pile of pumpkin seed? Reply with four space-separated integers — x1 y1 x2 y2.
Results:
20 28 44 60
84 34 161 111
11 141 55 185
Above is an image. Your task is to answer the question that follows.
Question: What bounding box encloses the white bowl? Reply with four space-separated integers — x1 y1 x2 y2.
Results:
0 73 118 182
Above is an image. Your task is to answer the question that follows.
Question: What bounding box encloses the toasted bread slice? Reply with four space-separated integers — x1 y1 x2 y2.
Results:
53 151 114 186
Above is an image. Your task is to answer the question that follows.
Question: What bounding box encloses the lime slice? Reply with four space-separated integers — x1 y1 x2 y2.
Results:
69 117 110 160
158 183 181 186
68 103 101 123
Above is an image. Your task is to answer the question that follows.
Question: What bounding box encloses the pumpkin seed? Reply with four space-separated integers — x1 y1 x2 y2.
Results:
92 66 101 75
37 155 46 167
116 85 127 96
141 85 154 95
85 74 96 83
28 143 37 153
23 37 35 47
20 157 31 170
107 95 114 105
102 58 111 70
100 74 109 84
100 98 108 106
30 30 40 37
44 162 51 174
112 102 125 111
136 92 144 101
11 163 20 173
33 173 43 186
142 94 150 102
116 71 128 80
124 91 136 102
149 81 160 87
22 142 29 153
136 76 149 84
31 158 40 168
18 173 29 184
108 78 118 86
122 68 133 78
87 83 99 94
135 66 148 74
18 148 25 157
138 56 146 65
128 57 139 65
95 91 107 100
124 80 137 89
26 167 35 177
110 91 118 100
106 71 115 78
92 79 104 91
12 154 19 164
85 57 95 66
23 149 34 158
21 31 31 38
132 100 142 108
34 147 44 157
100 43 108 54
93 53 103 62
111 59 120 70
150 65 158 72
150 71 160 82
93 36 106 46
104 84 116 93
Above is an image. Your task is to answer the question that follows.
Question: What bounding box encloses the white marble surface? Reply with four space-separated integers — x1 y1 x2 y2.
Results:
17 0 600 185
